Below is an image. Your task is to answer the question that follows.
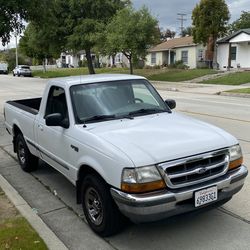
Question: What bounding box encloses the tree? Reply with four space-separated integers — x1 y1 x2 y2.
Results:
0 48 29 71
0 1 50 46
19 22 60 72
104 7 159 74
180 27 192 37
160 28 176 41
52 0 130 74
230 11 250 33
192 0 230 68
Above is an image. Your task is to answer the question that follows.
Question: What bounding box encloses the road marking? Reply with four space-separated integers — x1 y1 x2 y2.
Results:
180 110 250 123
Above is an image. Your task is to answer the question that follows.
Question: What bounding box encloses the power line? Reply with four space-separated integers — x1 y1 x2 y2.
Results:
177 13 187 34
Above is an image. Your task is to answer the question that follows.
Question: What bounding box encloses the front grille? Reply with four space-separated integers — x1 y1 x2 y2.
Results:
158 149 229 189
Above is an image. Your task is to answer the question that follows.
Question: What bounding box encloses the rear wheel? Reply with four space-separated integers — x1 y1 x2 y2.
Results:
81 174 126 236
16 134 38 172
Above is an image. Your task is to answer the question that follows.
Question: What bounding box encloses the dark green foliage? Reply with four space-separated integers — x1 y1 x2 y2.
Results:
160 28 176 41
180 27 193 37
192 0 230 45
192 0 230 67
0 0 50 45
229 11 250 32
104 7 159 74
54 0 130 74
0 49 30 71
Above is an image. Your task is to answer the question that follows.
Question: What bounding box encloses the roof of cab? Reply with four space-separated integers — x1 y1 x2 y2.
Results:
49 74 146 87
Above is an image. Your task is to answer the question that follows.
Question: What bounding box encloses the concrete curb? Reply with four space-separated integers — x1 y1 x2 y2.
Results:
0 174 68 250
219 92 250 98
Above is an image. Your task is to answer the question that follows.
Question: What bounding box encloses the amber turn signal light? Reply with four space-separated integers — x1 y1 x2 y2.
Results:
229 157 243 170
121 180 166 193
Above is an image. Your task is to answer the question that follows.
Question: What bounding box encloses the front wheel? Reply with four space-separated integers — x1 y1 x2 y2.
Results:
81 175 126 236
16 134 38 172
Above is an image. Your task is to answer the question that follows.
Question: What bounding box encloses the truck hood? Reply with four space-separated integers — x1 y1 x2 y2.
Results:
87 112 238 167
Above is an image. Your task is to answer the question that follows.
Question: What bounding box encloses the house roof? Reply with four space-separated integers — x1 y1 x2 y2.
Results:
217 29 250 44
148 36 196 52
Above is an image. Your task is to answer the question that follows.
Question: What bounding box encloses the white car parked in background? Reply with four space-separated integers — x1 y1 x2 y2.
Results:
13 65 32 77
0 62 8 74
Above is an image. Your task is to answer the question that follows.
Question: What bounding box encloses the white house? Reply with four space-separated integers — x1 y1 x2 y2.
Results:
57 51 130 68
217 29 250 70
146 36 207 69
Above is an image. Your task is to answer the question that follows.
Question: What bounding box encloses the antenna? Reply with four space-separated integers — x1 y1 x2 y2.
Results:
177 13 187 34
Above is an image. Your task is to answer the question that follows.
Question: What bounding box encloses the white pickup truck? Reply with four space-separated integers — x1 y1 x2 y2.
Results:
4 74 248 236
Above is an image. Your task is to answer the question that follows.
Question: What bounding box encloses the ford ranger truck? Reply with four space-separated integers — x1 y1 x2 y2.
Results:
4 74 248 236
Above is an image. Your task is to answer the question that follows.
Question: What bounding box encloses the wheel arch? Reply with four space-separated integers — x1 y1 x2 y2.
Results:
13 124 23 153
76 164 108 204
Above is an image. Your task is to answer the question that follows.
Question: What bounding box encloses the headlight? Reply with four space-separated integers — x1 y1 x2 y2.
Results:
121 166 166 193
229 145 243 170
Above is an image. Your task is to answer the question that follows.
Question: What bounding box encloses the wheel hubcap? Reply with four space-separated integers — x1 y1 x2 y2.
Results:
18 142 26 165
85 187 103 226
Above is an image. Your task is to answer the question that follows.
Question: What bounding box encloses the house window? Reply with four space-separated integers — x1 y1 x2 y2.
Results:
198 49 204 61
181 50 188 64
151 53 156 64
231 46 237 61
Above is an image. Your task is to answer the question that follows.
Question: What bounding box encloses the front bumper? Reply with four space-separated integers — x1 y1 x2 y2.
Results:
111 165 248 223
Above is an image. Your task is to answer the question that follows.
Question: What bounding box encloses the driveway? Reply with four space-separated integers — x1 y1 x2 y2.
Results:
0 75 249 250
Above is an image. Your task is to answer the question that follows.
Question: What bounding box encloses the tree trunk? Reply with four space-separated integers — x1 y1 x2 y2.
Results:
129 57 133 75
122 51 133 74
112 55 115 66
85 48 95 74
43 58 47 73
212 37 218 69
227 43 232 71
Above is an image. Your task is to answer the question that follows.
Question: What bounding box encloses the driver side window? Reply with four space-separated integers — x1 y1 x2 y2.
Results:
133 84 158 106
45 86 69 119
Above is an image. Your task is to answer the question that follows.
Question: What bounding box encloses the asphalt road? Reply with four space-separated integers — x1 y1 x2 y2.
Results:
0 75 249 250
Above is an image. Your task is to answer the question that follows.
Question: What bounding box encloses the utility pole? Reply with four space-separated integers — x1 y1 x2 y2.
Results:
15 32 18 67
177 13 187 34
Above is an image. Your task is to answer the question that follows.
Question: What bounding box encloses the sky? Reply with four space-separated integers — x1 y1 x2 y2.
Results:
132 0 249 31
1 0 249 49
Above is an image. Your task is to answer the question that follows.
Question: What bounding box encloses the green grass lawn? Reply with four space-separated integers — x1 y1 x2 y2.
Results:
0 188 47 250
148 69 217 82
0 218 48 250
226 88 250 94
202 72 250 85
32 67 216 82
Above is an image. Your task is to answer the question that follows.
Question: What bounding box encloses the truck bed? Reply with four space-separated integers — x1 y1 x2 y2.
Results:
7 98 42 115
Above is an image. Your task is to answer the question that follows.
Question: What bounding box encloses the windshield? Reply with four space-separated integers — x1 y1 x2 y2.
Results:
70 79 170 124
21 66 30 69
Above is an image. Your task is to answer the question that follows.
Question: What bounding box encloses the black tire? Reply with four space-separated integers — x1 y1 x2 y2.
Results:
16 134 38 172
13 73 15 76
17 73 20 77
81 174 126 236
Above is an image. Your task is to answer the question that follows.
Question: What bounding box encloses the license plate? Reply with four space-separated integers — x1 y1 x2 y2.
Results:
195 186 218 207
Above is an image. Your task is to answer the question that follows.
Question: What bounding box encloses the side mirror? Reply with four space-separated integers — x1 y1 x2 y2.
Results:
45 113 69 128
165 99 176 110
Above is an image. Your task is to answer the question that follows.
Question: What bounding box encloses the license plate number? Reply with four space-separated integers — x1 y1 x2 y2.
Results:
195 186 217 207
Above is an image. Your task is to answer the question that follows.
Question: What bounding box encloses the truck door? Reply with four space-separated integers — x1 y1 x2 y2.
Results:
36 86 74 177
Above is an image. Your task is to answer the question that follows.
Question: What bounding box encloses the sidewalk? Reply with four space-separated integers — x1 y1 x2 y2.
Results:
0 174 68 250
151 80 250 95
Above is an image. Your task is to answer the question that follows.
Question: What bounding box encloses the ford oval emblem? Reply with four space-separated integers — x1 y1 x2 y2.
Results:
197 167 208 174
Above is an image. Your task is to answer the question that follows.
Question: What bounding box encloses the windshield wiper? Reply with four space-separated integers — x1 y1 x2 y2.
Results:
83 114 116 123
129 108 167 116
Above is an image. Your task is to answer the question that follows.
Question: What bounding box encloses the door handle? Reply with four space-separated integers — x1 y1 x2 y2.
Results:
38 124 44 131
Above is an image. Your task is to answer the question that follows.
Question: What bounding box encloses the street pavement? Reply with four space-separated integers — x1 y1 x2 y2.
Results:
0 74 249 250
